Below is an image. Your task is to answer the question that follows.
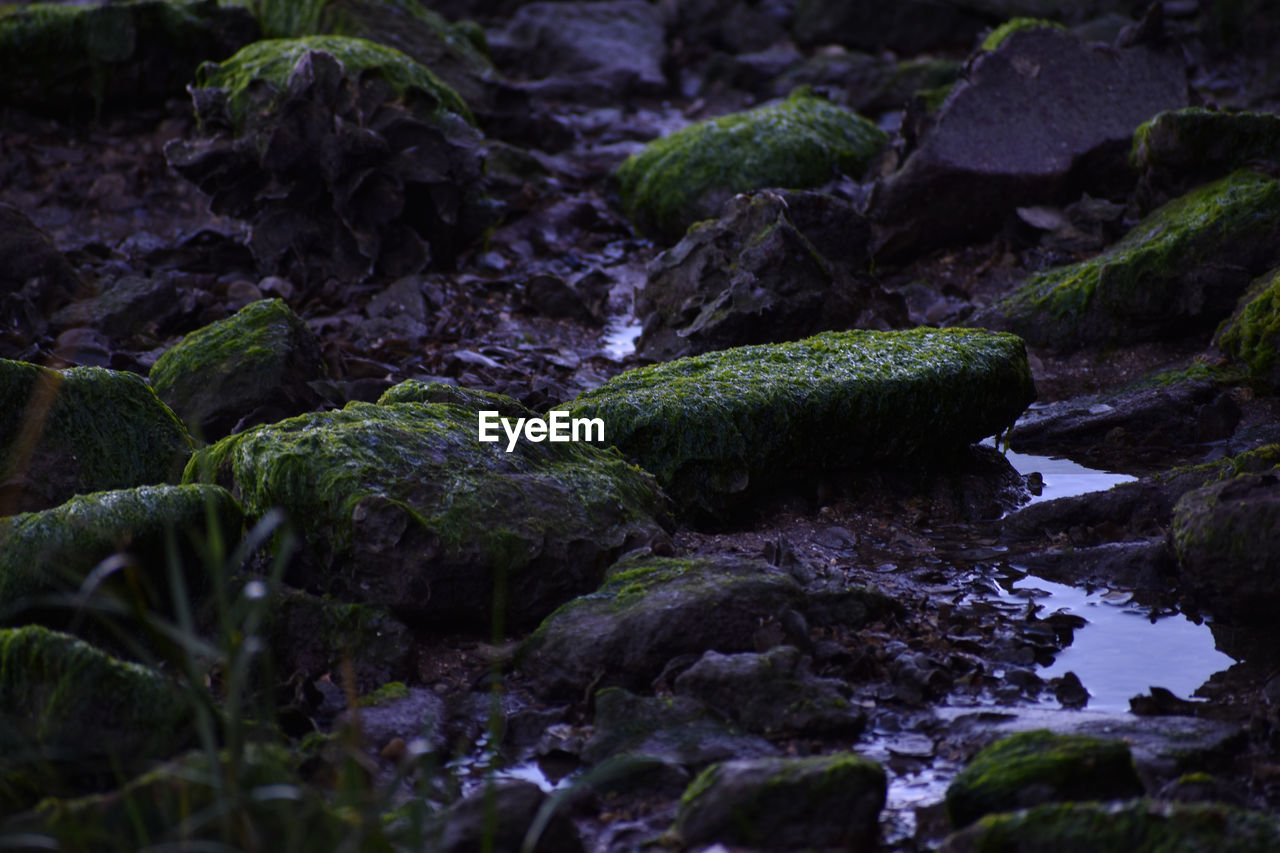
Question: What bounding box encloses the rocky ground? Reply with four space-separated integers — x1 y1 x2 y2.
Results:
4 1 1280 851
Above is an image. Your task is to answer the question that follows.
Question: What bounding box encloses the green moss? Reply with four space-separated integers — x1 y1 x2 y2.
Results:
615 88 887 242
981 18 1067 51
357 681 408 707
0 625 191 811
992 170 1280 350
0 0 257 118
563 327 1035 520
0 360 193 512
195 33 472 132
1116 360 1247 393
946 798 1280 852
376 380 530 417
945 730 1144 829
1132 107 1280 174
1217 267 1280 387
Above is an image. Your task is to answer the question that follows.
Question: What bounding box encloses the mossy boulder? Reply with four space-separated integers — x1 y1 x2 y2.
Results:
149 299 329 443
184 391 672 632
563 327 1036 520
517 555 803 698
0 0 258 119
945 730 1144 829
674 753 887 849
167 35 490 281
940 799 1280 853
977 170 1280 351
1133 108 1280 206
0 484 243 629
0 360 193 515
30 743 385 850
1216 266 1280 390
1170 471 1280 626
614 88 886 243
0 625 190 812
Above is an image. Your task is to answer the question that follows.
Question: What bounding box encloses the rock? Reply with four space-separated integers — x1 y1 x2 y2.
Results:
166 36 491 282
51 273 180 339
517 555 803 698
615 88 886 243
264 585 413 691
32 744 382 850
940 799 1280 853
0 625 191 812
672 645 866 736
868 25 1187 258
1170 471 1280 626
491 0 666 99
184 387 672 632
1010 537 1175 591
0 204 82 310
1133 107 1280 208
426 780 583 853
664 0 795 55
636 190 903 361
0 360 193 515
771 53 961 117
674 753 887 849
0 483 242 629
1217 266 1280 391
336 685 446 754
945 729 1144 828
0 0 258 119
149 299 329 443
564 327 1036 520
581 687 778 768
975 171 1280 351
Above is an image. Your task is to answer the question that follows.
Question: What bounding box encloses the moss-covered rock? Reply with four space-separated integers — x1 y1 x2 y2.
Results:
1132 108 1280 206
981 17 1067 50
517 555 802 698
0 484 242 629
614 88 886 242
0 360 193 515
30 743 386 850
0 0 258 119
149 299 328 443
0 625 190 812
940 799 1280 853
977 170 1280 351
1169 471 1280 626
1217 266 1280 390
945 730 1144 829
184 395 671 632
167 35 490 281
563 327 1035 520
675 753 887 849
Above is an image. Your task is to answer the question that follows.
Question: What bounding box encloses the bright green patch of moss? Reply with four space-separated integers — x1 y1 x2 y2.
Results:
991 170 1280 350
0 483 243 617
945 730 1144 829
195 33 472 131
1132 107 1280 174
0 625 190 811
357 680 409 707
376 380 529 417
0 360 193 513
981 17 1067 51
1217 267 1280 388
563 327 1035 520
615 88 887 242
1116 360 1247 393
943 798 1280 852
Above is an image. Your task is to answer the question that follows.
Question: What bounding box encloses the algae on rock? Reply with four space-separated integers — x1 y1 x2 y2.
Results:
977 170 1280 351
945 729 1144 829
184 395 672 631
1133 107 1280 206
614 88 886 243
1216 266 1280 391
564 327 1036 520
0 360 193 515
149 298 329 443
675 753 887 849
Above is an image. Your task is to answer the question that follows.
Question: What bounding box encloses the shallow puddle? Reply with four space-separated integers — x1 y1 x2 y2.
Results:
600 316 642 360
982 439 1138 503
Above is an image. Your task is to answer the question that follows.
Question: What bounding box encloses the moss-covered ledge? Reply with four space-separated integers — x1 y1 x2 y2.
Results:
562 327 1036 521
615 88 886 242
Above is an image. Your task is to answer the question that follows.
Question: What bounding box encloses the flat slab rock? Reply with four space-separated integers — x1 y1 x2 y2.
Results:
184 385 672 631
565 327 1036 520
